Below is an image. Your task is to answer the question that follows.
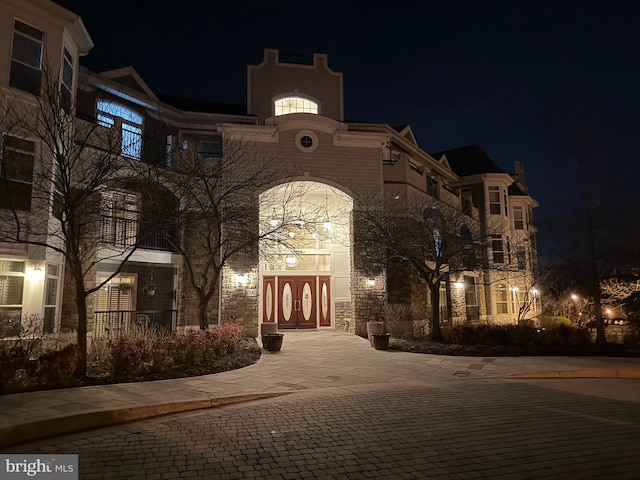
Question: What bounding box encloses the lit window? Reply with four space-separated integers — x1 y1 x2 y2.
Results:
274 96 318 116
96 100 143 160
488 186 501 215
9 20 44 95
43 264 60 334
496 283 509 314
60 48 74 113
0 259 25 336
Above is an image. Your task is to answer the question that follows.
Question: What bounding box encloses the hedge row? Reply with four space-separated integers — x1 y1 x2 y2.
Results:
109 322 242 378
441 324 592 349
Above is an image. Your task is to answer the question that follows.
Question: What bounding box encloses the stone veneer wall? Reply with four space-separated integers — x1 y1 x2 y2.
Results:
219 265 259 338
176 262 220 330
352 214 387 336
334 301 354 332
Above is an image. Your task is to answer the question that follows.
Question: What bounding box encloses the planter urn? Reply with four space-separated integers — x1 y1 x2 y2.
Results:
366 321 385 347
372 332 391 350
262 333 284 352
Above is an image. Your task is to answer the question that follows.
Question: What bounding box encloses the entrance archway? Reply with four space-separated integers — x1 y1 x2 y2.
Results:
259 182 352 329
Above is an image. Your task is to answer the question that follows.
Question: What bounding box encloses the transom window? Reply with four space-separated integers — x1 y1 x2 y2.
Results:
10 20 44 95
96 100 143 160
275 97 318 116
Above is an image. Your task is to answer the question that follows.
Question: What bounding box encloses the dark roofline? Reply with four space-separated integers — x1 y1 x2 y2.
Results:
158 94 248 116
430 145 506 176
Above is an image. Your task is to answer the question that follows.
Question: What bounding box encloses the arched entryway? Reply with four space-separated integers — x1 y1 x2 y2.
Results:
259 182 352 329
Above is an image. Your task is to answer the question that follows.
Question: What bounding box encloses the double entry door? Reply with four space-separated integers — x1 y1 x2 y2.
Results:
263 276 331 329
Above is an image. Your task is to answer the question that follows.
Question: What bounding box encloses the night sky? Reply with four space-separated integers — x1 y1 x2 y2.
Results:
54 0 640 260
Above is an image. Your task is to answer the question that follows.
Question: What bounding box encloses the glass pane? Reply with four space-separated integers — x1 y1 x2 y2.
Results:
14 20 44 41
63 59 73 88
0 260 25 272
43 307 55 333
4 136 34 152
9 60 41 95
2 150 34 181
0 181 32 211
60 86 71 113
0 275 24 305
47 264 58 276
44 277 58 305
12 33 42 68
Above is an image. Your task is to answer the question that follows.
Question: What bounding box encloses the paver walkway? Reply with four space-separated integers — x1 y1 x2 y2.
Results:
2 330 640 447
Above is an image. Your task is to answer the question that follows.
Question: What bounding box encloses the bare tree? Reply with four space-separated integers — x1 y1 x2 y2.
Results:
147 128 328 329
600 277 640 304
354 187 489 342
0 67 146 376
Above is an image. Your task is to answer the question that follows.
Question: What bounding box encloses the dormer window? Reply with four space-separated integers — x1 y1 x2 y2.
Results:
96 100 143 160
274 96 318 116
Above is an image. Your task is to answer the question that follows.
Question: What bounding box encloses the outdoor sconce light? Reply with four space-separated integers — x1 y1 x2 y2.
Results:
27 263 45 281
454 281 464 289
236 272 248 286
367 277 376 287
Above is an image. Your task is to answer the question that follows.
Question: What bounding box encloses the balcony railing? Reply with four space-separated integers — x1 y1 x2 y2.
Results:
94 310 177 337
99 215 177 251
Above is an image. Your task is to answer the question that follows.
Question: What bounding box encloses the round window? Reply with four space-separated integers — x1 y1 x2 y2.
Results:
300 135 313 148
295 130 319 152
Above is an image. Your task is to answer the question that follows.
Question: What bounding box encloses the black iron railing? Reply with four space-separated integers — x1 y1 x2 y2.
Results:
99 215 177 251
93 310 177 336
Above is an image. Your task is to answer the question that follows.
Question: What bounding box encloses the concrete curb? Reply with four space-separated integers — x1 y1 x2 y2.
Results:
0 392 291 449
499 369 640 379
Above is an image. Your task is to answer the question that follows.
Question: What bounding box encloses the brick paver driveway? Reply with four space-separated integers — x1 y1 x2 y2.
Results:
10 377 640 479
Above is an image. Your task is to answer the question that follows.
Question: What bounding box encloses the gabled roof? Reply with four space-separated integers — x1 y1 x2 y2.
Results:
97 67 158 100
393 125 419 146
158 95 247 116
430 145 506 177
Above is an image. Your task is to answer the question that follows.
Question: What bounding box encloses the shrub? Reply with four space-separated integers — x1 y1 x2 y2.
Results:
208 323 242 356
35 343 81 386
442 323 591 350
539 316 573 330
108 337 150 378
381 304 413 339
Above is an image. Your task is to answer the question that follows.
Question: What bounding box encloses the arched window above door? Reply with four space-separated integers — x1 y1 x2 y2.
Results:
274 96 318 116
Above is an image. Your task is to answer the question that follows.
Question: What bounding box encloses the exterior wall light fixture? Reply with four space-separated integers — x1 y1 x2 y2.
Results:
237 272 248 286
367 277 376 287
